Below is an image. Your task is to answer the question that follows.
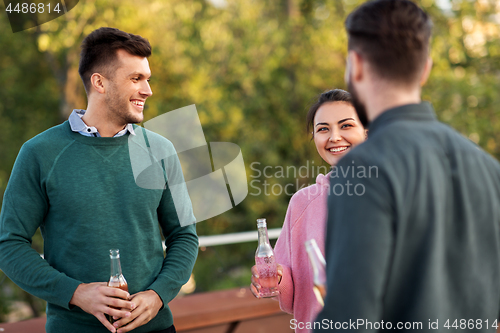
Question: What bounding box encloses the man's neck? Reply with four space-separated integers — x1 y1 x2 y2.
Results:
365 83 422 123
82 104 127 138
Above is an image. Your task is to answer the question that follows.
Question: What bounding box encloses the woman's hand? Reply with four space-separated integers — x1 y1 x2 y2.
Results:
250 264 283 298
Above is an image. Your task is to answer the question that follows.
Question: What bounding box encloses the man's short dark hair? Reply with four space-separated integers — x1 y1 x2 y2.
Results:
345 0 432 86
78 27 152 93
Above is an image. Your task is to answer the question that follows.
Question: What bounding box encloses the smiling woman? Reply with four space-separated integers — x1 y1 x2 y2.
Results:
306 89 366 167
250 89 367 333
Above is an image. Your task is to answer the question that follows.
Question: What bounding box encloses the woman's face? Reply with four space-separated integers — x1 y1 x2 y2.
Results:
313 101 366 167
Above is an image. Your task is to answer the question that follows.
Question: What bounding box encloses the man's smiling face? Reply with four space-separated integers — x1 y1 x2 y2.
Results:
104 49 153 125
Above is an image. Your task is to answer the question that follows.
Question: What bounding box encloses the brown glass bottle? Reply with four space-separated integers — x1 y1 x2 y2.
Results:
107 249 128 324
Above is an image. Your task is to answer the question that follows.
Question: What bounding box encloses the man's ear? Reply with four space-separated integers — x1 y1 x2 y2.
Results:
90 73 106 94
420 57 433 86
347 50 364 83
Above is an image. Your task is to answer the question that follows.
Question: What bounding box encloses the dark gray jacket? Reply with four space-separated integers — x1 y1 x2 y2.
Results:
315 103 500 332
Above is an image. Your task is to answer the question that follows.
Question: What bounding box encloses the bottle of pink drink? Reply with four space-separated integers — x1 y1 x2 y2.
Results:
255 218 279 297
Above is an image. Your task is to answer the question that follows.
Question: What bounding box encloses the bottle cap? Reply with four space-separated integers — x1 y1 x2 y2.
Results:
110 249 120 258
256 218 267 228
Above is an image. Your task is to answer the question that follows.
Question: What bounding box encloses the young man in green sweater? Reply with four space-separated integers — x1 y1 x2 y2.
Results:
315 1 500 332
0 27 198 333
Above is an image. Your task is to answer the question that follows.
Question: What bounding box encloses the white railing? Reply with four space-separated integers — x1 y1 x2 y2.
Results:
162 228 282 251
198 228 282 247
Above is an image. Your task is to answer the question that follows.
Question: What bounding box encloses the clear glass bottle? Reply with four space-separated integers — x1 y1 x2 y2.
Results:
255 218 279 297
107 249 128 324
305 239 326 306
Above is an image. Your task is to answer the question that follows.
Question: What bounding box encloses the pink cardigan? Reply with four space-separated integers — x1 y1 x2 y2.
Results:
274 172 330 332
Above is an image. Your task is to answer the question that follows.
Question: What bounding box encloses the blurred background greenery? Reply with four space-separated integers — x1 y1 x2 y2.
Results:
0 0 499 322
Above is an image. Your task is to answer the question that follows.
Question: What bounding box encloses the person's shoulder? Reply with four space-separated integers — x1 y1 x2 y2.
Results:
22 122 71 151
132 125 175 150
354 118 500 174
288 173 329 212
338 138 380 168
408 119 494 160
353 116 455 158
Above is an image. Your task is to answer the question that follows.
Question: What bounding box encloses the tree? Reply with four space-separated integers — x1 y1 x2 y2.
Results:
0 0 498 319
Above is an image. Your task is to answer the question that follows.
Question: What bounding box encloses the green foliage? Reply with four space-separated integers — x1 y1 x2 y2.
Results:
0 15 60 200
0 0 499 321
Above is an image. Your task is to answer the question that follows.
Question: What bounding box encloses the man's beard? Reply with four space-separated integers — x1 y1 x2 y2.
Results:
347 79 369 128
106 86 143 125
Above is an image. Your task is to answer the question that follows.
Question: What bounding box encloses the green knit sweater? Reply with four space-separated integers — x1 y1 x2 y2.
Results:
0 121 198 332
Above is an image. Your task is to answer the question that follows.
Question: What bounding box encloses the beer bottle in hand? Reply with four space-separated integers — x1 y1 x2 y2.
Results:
107 249 128 324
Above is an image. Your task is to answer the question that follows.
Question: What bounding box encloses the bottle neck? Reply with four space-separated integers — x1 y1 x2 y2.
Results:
257 226 271 247
305 241 326 284
110 255 123 278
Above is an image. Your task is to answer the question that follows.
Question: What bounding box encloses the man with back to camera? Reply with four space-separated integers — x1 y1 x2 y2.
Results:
0 27 198 333
315 0 500 332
